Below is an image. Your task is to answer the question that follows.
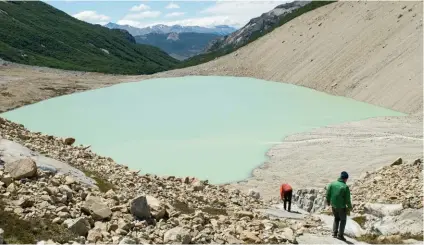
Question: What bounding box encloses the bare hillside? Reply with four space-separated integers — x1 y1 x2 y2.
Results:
186 0 422 115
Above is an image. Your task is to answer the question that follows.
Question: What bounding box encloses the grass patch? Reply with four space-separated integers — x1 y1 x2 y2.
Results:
81 168 115 192
352 215 367 228
0 199 77 244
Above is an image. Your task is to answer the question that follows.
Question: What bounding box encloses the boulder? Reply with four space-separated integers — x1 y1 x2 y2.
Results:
192 181 205 191
391 158 403 166
6 183 16 192
164 227 191 244
130 195 150 220
87 229 102 243
146 195 166 219
248 189 260 199
282 227 295 242
118 218 133 231
14 197 34 208
235 211 254 219
1 174 12 186
82 195 112 220
293 188 326 213
65 176 75 185
364 203 403 218
4 158 37 179
64 217 90 236
0 228 4 244
64 138 76 146
119 237 136 244
373 208 423 236
241 231 261 243
315 214 365 238
224 234 244 244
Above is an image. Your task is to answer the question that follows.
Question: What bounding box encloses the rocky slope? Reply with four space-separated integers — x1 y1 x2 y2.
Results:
0 117 319 244
205 1 311 52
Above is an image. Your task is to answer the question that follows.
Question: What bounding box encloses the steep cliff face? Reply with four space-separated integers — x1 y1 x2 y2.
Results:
206 1 311 52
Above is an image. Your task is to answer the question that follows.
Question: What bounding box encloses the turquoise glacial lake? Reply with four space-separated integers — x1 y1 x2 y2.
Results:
1 76 404 184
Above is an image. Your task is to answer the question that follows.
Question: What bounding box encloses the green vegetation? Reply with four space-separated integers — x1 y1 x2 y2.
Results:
177 1 336 68
0 1 178 74
0 199 77 243
82 168 115 192
135 32 220 60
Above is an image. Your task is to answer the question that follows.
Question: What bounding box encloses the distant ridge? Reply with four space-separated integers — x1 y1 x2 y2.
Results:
104 23 236 36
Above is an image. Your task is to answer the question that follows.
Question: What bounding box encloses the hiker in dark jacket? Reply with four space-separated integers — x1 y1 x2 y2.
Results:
326 171 352 241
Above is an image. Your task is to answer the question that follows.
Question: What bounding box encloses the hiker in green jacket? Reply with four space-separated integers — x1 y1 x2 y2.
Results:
326 171 352 241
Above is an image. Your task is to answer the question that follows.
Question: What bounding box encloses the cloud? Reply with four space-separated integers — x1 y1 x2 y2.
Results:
118 1 288 28
165 12 185 18
165 3 180 9
123 11 161 20
73 10 110 25
130 4 150 12
199 1 288 27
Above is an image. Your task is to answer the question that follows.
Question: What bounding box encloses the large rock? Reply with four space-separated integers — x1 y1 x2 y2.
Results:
1 174 12 186
248 189 260 199
82 195 112 220
146 195 166 219
315 214 365 238
241 231 261 243
87 229 102 243
364 203 403 218
64 217 90 236
163 227 191 244
192 181 205 191
373 208 423 236
282 227 295 242
0 228 4 244
293 188 327 213
4 158 37 179
235 211 254 219
130 195 150 220
119 237 137 244
64 138 76 146
224 234 244 244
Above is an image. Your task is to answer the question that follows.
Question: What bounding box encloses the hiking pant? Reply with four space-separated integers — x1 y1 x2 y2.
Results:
283 190 292 212
332 207 347 237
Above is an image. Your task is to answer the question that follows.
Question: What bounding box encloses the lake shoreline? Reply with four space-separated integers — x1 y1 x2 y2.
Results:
229 114 423 200
0 62 422 199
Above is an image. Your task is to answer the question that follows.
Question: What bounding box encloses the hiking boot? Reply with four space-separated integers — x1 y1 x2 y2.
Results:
337 236 346 241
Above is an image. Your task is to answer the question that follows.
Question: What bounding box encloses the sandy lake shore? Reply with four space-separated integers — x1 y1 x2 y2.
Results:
0 1 422 198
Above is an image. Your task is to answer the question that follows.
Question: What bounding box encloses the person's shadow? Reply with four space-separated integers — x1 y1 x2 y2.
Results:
286 210 302 214
336 238 354 244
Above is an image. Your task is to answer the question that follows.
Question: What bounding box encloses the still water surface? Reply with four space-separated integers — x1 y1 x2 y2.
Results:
1 76 404 184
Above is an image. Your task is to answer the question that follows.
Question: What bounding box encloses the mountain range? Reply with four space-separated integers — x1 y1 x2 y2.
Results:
104 23 236 36
134 32 219 60
205 1 312 52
